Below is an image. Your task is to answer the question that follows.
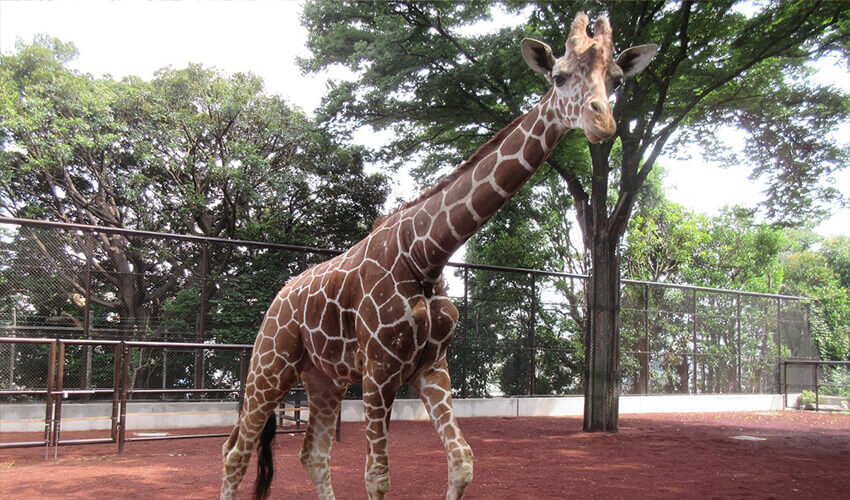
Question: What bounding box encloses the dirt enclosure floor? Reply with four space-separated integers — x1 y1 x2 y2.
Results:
1 411 848 499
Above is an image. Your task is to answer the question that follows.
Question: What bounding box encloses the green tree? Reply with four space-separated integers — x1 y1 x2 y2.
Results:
301 0 848 430
0 38 388 388
781 244 850 361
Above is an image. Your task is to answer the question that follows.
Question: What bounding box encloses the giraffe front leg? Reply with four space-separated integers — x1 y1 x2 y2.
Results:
412 357 474 500
299 362 347 500
361 369 402 500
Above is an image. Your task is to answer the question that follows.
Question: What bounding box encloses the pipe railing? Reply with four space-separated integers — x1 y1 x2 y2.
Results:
0 337 311 458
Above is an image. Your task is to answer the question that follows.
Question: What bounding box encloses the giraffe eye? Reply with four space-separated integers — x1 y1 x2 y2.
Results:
553 74 567 87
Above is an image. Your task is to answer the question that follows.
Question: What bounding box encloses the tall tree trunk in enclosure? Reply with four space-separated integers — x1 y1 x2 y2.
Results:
583 231 622 432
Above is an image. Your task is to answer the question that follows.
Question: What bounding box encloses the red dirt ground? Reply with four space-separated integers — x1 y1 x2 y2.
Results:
1 412 848 499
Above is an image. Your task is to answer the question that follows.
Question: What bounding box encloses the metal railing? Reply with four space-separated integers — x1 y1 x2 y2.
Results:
0 337 310 457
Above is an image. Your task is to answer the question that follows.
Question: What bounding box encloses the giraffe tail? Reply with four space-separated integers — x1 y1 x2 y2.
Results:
253 414 277 500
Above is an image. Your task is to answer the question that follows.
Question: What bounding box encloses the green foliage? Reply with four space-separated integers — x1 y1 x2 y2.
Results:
302 1 848 227
0 38 388 350
821 236 850 290
781 246 850 361
821 366 850 400
799 389 816 408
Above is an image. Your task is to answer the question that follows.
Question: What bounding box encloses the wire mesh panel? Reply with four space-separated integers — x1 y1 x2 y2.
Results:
779 300 812 359
460 268 533 397
0 341 53 400
534 274 584 396
694 290 738 394
647 286 692 394
620 283 648 395
121 345 245 400
1 226 88 340
59 343 118 396
739 295 779 393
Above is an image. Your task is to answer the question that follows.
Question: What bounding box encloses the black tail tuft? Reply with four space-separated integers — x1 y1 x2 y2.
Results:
253 414 277 500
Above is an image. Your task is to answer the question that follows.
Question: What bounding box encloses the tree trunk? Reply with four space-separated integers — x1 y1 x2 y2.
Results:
583 232 621 432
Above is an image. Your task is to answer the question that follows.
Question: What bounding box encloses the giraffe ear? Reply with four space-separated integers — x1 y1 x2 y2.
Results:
522 38 556 77
615 44 658 77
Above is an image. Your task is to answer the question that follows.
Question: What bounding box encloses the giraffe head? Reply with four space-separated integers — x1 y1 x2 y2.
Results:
521 12 657 143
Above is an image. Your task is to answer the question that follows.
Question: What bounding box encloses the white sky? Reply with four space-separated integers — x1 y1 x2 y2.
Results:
1 0 847 240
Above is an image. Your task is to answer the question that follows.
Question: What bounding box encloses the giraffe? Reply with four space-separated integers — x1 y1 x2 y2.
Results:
221 12 656 500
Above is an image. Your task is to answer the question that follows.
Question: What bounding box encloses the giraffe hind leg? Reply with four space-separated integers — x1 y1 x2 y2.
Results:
298 361 347 500
220 326 303 499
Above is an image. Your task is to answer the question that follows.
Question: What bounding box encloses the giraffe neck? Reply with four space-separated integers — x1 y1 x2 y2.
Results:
401 90 568 282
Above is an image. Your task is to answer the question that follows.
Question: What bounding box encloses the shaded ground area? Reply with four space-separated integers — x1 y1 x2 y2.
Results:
2 411 848 499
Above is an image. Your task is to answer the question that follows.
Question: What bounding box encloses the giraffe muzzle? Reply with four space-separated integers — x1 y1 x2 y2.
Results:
584 99 617 143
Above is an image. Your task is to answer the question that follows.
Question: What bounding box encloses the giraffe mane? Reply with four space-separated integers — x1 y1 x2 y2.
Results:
372 111 529 230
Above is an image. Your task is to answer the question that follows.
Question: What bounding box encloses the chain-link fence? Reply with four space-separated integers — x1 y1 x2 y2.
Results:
1 218 817 401
783 360 850 411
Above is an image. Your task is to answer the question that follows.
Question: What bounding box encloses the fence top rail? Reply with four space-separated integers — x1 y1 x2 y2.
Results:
0 216 342 256
783 359 850 366
0 337 56 345
58 338 123 346
124 340 251 350
623 278 815 301
2 217 814 302
0 337 252 350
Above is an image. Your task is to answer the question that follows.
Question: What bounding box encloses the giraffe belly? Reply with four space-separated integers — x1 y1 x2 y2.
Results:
305 334 364 385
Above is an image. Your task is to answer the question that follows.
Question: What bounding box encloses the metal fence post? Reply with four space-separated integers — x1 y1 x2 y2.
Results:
81 232 93 392
736 294 742 393
782 361 787 409
195 243 209 390
642 284 650 394
692 289 698 394
52 340 66 459
161 346 168 400
111 342 122 442
814 363 820 412
776 299 783 393
461 266 469 399
804 302 811 358
528 273 537 396
294 388 302 430
237 348 248 414
44 340 57 459
9 307 16 389
118 342 130 455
